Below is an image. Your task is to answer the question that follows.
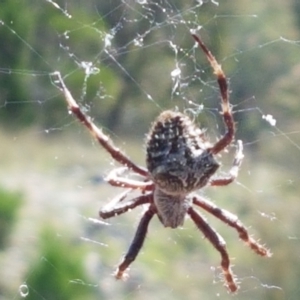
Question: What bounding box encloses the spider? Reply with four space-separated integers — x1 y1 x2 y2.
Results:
53 34 271 293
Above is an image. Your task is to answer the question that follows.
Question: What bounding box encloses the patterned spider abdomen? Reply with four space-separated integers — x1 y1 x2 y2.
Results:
146 111 220 196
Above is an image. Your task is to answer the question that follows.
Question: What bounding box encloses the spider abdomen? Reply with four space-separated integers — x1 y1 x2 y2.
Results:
146 111 220 194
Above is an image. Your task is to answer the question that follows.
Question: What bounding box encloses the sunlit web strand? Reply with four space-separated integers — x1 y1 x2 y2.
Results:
45 0 72 19
0 20 52 69
104 49 159 106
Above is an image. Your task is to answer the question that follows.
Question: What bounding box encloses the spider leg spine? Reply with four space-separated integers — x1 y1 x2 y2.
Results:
188 207 238 292
115 205 155 280
191 35 235 154
100 193 152 219
192 195 271 257
210 140 244 186
53 72 148 177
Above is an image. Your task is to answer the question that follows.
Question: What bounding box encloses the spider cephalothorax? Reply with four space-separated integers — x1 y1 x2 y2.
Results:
54 33 271 293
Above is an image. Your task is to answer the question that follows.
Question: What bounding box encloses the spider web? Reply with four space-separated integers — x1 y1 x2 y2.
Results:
0 0 300 299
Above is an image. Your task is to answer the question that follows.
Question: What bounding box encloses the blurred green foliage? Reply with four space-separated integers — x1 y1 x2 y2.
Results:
0 186 23 249
0 0 299 139
23 227 98 300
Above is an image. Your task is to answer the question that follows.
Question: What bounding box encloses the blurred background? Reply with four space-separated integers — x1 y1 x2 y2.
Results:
1 0 300 299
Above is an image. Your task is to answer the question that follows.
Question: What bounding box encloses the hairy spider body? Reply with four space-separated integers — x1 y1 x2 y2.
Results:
146 110 220 195
147 110 219 228
54 33 271 293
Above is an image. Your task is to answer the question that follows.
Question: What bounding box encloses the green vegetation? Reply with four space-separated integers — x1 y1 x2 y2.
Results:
23 227 98 300
0 186 23 249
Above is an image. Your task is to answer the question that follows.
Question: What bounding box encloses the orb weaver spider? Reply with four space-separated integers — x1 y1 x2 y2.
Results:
53 33 271 292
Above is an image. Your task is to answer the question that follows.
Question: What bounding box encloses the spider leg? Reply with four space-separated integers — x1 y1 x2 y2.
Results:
192 195 271 257
210 140 244 186
106 167 154 190
100 193 153 219
192 34 234 155
53 72 148 177
114 205 155 280
187 207 238 293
